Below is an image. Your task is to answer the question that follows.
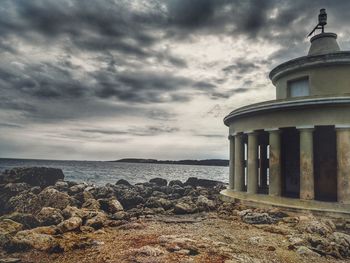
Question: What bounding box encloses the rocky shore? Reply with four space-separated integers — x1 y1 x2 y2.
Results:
1 167 350 262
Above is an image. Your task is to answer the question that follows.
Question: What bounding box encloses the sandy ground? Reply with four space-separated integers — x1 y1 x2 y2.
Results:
3 212 350 263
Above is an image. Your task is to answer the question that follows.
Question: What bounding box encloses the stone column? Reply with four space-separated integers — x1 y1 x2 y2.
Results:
228 135 235 190
299 127 315 200
336 126 350 204
234 133 245 192
268 129 282 196
247 132 258 194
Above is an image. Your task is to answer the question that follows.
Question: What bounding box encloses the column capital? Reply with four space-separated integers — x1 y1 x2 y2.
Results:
265 128 281 133
296 125 314 131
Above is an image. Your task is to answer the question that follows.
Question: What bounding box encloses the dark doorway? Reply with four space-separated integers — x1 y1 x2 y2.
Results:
281 127 300 198
313 126 337 201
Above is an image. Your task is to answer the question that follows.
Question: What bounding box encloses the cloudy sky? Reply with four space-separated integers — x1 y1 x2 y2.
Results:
0 0 350 161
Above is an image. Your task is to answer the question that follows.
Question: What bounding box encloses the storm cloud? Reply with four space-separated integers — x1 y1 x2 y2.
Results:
0 0 349 160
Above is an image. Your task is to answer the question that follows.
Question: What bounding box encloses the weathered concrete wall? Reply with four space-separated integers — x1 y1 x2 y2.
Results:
275 65 350 100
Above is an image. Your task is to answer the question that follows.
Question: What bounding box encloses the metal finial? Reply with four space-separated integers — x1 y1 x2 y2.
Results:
307 8 327 37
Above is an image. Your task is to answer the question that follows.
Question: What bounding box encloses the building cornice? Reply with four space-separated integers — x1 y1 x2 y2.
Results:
224 96 350 126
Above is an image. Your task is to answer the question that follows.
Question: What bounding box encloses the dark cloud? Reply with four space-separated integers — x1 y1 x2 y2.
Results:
81 126 180 137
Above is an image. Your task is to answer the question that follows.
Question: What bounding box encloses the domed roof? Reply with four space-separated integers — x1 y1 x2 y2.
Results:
308 32 340 56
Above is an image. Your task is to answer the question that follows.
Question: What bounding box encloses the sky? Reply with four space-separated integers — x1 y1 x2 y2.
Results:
0 0 350 161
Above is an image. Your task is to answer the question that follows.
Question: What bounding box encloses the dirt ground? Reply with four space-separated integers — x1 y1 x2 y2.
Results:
2 212 350 263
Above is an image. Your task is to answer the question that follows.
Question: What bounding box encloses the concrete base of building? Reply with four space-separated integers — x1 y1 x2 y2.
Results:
221 189 350 219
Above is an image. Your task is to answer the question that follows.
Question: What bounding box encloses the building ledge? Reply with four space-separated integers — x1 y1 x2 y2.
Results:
220 189 350 219
223 96 350 126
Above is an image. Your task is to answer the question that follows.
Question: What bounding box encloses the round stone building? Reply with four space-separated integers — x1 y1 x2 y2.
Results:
221 18 350 217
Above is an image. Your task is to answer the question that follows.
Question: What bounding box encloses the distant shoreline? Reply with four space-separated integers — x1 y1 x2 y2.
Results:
111 158 229 167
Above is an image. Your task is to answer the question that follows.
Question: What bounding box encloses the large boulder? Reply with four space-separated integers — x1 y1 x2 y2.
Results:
0 183 32 215
145 197 173 210
0 167 64 187
57 217 82 233
241 212 275 225
37 188 72 210
99 198 123 214
36 207 64 226
184 177 223 188
5 229 59 252
173 200 197 214
196 195 215 211
0 219 23 246
149 178 167 187
6 191 41 214
0 213 39 229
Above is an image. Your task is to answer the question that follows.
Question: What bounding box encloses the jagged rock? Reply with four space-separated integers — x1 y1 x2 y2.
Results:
0 183 32 215
6 229 59 252
57 217 82 233
37 188 72 210
111 211 129 220
184 177 223 188
145 197 173 210
241 212 275 224
0 219 23 246
330 232 350 257
130 245 167 257
69 183 87 195
296 216 335 236
149 178 167 186
29 226 58 235
296 246 320 257
73 190 94 205
115 189 144 210
99 198 123 213
174 201 197 214
169 180 183 187
36 207 64 226
0 167 64 187
196 195 215 211
82 198 100 210
85 212 108 230
116 179 131 186
93 186 115 199
6 191 41 214
0 213 39 229
54 181 69 192
62 206 86 219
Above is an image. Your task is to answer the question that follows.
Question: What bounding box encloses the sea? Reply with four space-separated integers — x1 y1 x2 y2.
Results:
0 159 229 186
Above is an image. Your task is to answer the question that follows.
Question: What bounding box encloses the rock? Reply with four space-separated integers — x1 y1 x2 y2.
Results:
296 246 320 257
62 206 86 219
237 209 252 217
36 207 64 226
184 177 223 188
82 198 100 210
0 219 23 246
38 188 72 210
0 258 21 263
6 229 59 252
241 212 275 224
0 213 39 229
116 190 144 210
98 198 123 213
169 180 183 187
289 236 306 247
297 216 334 236
149 178 167 186
248 236 264 246
57 217 82 233
330 232 350 257
54 181 69 192
111 211 129 220
6 191 41 214
131 245 167 257
69 183 87 195
174 201 197 214
29 226 58 235
145 197 173 210
116 179 131 186
93 186 115 199
0 167 64 187
85 212 108 230
196 195 215 211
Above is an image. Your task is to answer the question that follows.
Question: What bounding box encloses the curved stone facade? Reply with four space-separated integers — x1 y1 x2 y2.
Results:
222 31 350 217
